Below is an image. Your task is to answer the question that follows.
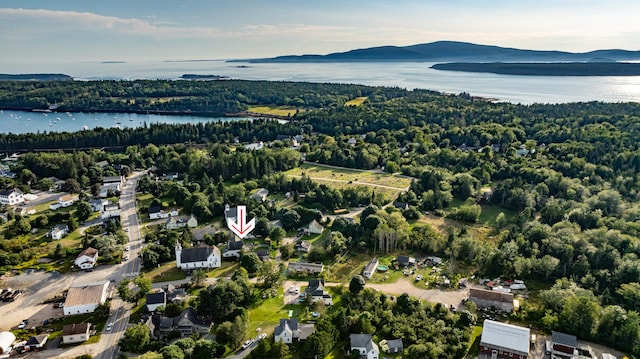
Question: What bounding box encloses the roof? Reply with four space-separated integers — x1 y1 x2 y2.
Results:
396 255 415 265
149 206 161 214
365 257 378 271
256 249 270 258
552 331 577 348
350 333 374 350
78 247 98 258
26 335 48 346
62 323 90 336
103 176 122 183
60 194 77 202
225 206 237 219
308 219 323 231
0 188 21 196
296 241 311 250
227 240 244 251
180 246 219 263
0 331 16 351
306 279 325 295
53 224 69 231
480 320 530 355
469 288 514 303
146 292 167 305
288 262 323 272
274 318 298 336
386 339 404 351
65 282 108 307
175 307 211 327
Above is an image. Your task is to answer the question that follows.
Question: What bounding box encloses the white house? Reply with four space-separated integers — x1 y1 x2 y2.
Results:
75 247 99 269
480 320 530 359
305 279 333 306
0 188 24 206
89 199 108 212
101 202 121 219
62 323 91 344
24 335 48 351
15 206 36 217
222 240 244 259
363 258 379 279
63 282 109 316
99 182 121 198
58 194 78 207
146 291 167 312
165 215 198 230
306 220 324 235
149 206 168 220
49 224 69 240
350 334 379 359
175 242 221 271
274 318 315 344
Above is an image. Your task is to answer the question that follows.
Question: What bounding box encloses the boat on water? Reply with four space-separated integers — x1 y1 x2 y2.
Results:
49 119 52 127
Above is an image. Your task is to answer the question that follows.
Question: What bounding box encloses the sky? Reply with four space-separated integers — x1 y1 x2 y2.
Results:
1 0 639 64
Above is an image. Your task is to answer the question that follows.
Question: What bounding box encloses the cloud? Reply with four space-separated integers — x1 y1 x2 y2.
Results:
0 8 222 39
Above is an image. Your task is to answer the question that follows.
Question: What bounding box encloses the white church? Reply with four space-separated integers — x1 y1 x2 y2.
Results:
175 242 221 271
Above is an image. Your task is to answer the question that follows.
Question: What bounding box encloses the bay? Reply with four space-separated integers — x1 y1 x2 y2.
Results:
0 110 254 135
2 60 640 104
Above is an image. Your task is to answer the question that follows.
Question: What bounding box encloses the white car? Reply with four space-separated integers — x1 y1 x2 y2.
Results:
17 321 26 329
416 275 423 281
123 255 129 261
106 323 113 331
241 339 254 349
258 333 267 340
125 246 130 251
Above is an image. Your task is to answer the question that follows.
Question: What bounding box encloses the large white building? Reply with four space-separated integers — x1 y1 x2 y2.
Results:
175 242 221 271
480 320 530 359
0 188 24 206
350 334 379 359
63 282 109 316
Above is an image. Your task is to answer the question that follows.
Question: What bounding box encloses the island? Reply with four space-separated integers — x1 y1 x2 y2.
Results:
180 74 229 80
0 73 72 81
430 62 640 76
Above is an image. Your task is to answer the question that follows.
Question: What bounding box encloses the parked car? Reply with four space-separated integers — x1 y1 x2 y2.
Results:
258 333 267 340
241 339 254 349
17 321 26 329
106 323 113 331
416 274 423 281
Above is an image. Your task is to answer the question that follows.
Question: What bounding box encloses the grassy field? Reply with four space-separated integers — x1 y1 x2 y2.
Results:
284 164 411 202
247 287 304 334
345 96 368 106
247 105 298 117
143 262 187 283
207 261 239 278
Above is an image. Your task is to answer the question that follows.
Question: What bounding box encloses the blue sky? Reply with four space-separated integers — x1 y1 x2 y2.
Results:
1 0 639 64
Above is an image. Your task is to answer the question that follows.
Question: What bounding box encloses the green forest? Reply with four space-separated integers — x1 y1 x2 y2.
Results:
2 79 640 357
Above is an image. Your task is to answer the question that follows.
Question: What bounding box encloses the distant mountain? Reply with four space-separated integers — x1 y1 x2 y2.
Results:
0 74 72 81
431 62 640 76
235 41 640 63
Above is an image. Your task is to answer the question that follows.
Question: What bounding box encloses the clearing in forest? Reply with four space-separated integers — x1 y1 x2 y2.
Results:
247 105 298 117
345 96 368 106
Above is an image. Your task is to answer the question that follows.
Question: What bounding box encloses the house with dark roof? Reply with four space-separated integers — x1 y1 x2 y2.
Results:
24 334 48 351
146 291 167 312
274 318 315 344
150 308 212 338
255 249 270 261
551 331 577 358
49 224 69 240
363 258 379 279
305 279 333 306
393 201 409 210
396 255 415 267
175 242 221 271
62 323 91 344
468 288 514 312
149 206 168 220
0 188 24 206
222 240 244 258
350 334 379 359
162 283 186 302
250 188 269 202
380 339 403 354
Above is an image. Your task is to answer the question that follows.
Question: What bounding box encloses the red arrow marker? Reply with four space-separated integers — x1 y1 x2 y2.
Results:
227 205 256 239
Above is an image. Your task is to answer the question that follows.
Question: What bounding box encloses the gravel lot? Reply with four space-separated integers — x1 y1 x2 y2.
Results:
0 265 118 331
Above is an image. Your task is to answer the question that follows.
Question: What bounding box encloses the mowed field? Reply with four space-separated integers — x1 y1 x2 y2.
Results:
284 163 412 200
345 96 368 106
247 105 298 117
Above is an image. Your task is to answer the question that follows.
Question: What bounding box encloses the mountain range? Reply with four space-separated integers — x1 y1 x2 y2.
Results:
235 41 640 63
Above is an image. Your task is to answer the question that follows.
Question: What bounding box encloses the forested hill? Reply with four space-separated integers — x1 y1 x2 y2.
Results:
235 40 640 63
0 73 72 81
431 62 640 76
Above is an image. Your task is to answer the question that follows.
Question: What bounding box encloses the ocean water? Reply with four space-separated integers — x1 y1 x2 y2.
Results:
0 110 253 135
1 60 640 105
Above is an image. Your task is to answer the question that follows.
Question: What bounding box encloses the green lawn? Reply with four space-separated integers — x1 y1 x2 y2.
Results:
466 325 483 357
207 261 239 278
144 262 187 283
247 288 304 334
247 105 299 117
